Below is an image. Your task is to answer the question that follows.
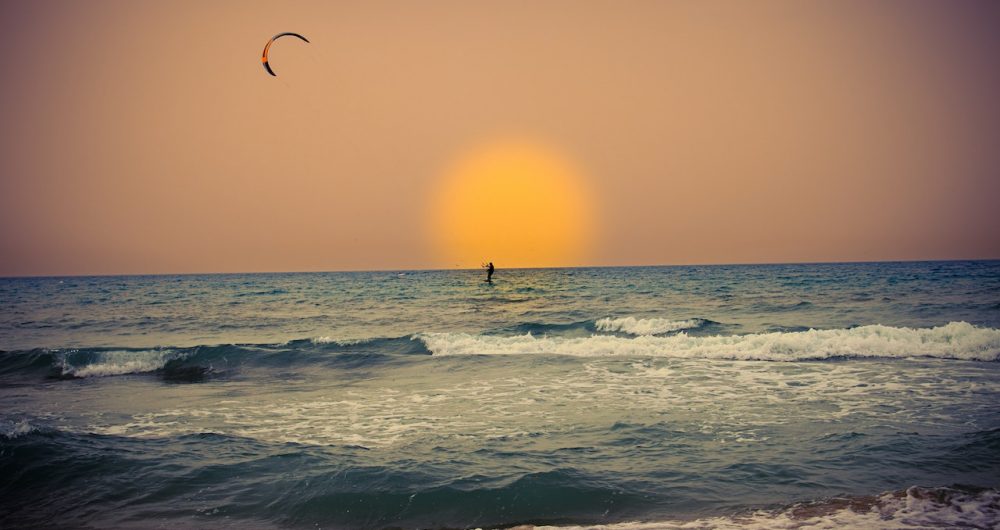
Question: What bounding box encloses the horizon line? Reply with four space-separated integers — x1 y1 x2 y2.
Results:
2 256 998 280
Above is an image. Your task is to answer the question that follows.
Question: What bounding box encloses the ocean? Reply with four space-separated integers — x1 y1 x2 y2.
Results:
1 261 999 529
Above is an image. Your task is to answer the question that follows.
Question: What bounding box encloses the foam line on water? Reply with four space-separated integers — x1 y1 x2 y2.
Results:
419 322 1000 361
311 336 372 346
595 317 706 335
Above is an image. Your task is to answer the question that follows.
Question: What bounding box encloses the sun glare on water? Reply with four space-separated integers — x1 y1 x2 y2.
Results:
428 141 596 269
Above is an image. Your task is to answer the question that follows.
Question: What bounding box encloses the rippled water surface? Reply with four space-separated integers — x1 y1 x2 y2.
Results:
2 261 999 528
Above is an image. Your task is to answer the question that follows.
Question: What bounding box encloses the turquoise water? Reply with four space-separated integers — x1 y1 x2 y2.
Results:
2 261 999 528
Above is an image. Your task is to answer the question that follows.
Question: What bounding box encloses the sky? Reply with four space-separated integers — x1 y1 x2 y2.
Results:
1 0 998 276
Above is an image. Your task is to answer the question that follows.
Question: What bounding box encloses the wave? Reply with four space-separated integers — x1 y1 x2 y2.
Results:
58 349 182 378
19 348 197 380
419 321 1000 361
3 427 995 530
0 336 429 383
1 421 997 529
0 428 640 529
594 317 706 336
311 336 373 346
527 485 1000 529
0 419 38 439
2 322 997 384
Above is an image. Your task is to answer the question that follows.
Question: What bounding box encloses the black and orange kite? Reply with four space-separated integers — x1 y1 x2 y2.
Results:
261 32 310 76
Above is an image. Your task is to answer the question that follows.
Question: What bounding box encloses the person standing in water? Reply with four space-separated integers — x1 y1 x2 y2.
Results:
486 262 495 283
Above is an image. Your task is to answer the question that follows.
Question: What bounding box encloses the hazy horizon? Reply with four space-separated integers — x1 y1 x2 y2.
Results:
2 0 999 276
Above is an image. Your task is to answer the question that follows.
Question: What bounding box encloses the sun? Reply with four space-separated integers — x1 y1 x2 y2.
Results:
427 140 596 269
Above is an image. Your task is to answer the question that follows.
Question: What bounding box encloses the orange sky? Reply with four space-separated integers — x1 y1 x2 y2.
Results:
1 0 998 276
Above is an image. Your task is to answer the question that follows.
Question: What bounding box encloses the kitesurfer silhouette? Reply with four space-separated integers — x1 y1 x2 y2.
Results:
486 262 495 283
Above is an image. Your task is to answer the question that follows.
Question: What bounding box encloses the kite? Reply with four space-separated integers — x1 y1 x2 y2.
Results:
262 32 310 76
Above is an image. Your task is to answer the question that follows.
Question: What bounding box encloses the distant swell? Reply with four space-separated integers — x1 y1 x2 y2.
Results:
419 322 1000 361
595 317 706 335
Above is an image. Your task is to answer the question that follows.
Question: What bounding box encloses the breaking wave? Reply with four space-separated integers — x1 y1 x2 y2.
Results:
0 419 38 439
419 321 1000 361
3 322 997 384
311 336 372 346
57 349 182 378
0 337 428 383
527 486 1000 529
595 317 706 335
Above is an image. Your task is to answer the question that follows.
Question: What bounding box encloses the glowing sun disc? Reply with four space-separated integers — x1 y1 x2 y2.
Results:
427 140 596 269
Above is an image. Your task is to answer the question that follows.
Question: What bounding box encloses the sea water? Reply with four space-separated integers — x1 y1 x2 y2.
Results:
1 261 999 528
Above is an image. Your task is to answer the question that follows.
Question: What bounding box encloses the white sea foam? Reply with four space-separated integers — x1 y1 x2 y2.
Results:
517 486 1000 529
59 350 180 378
312 336 371 346
0 419 37 439
595 317 704 335
420 322 1000 361
85 339 1000 450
